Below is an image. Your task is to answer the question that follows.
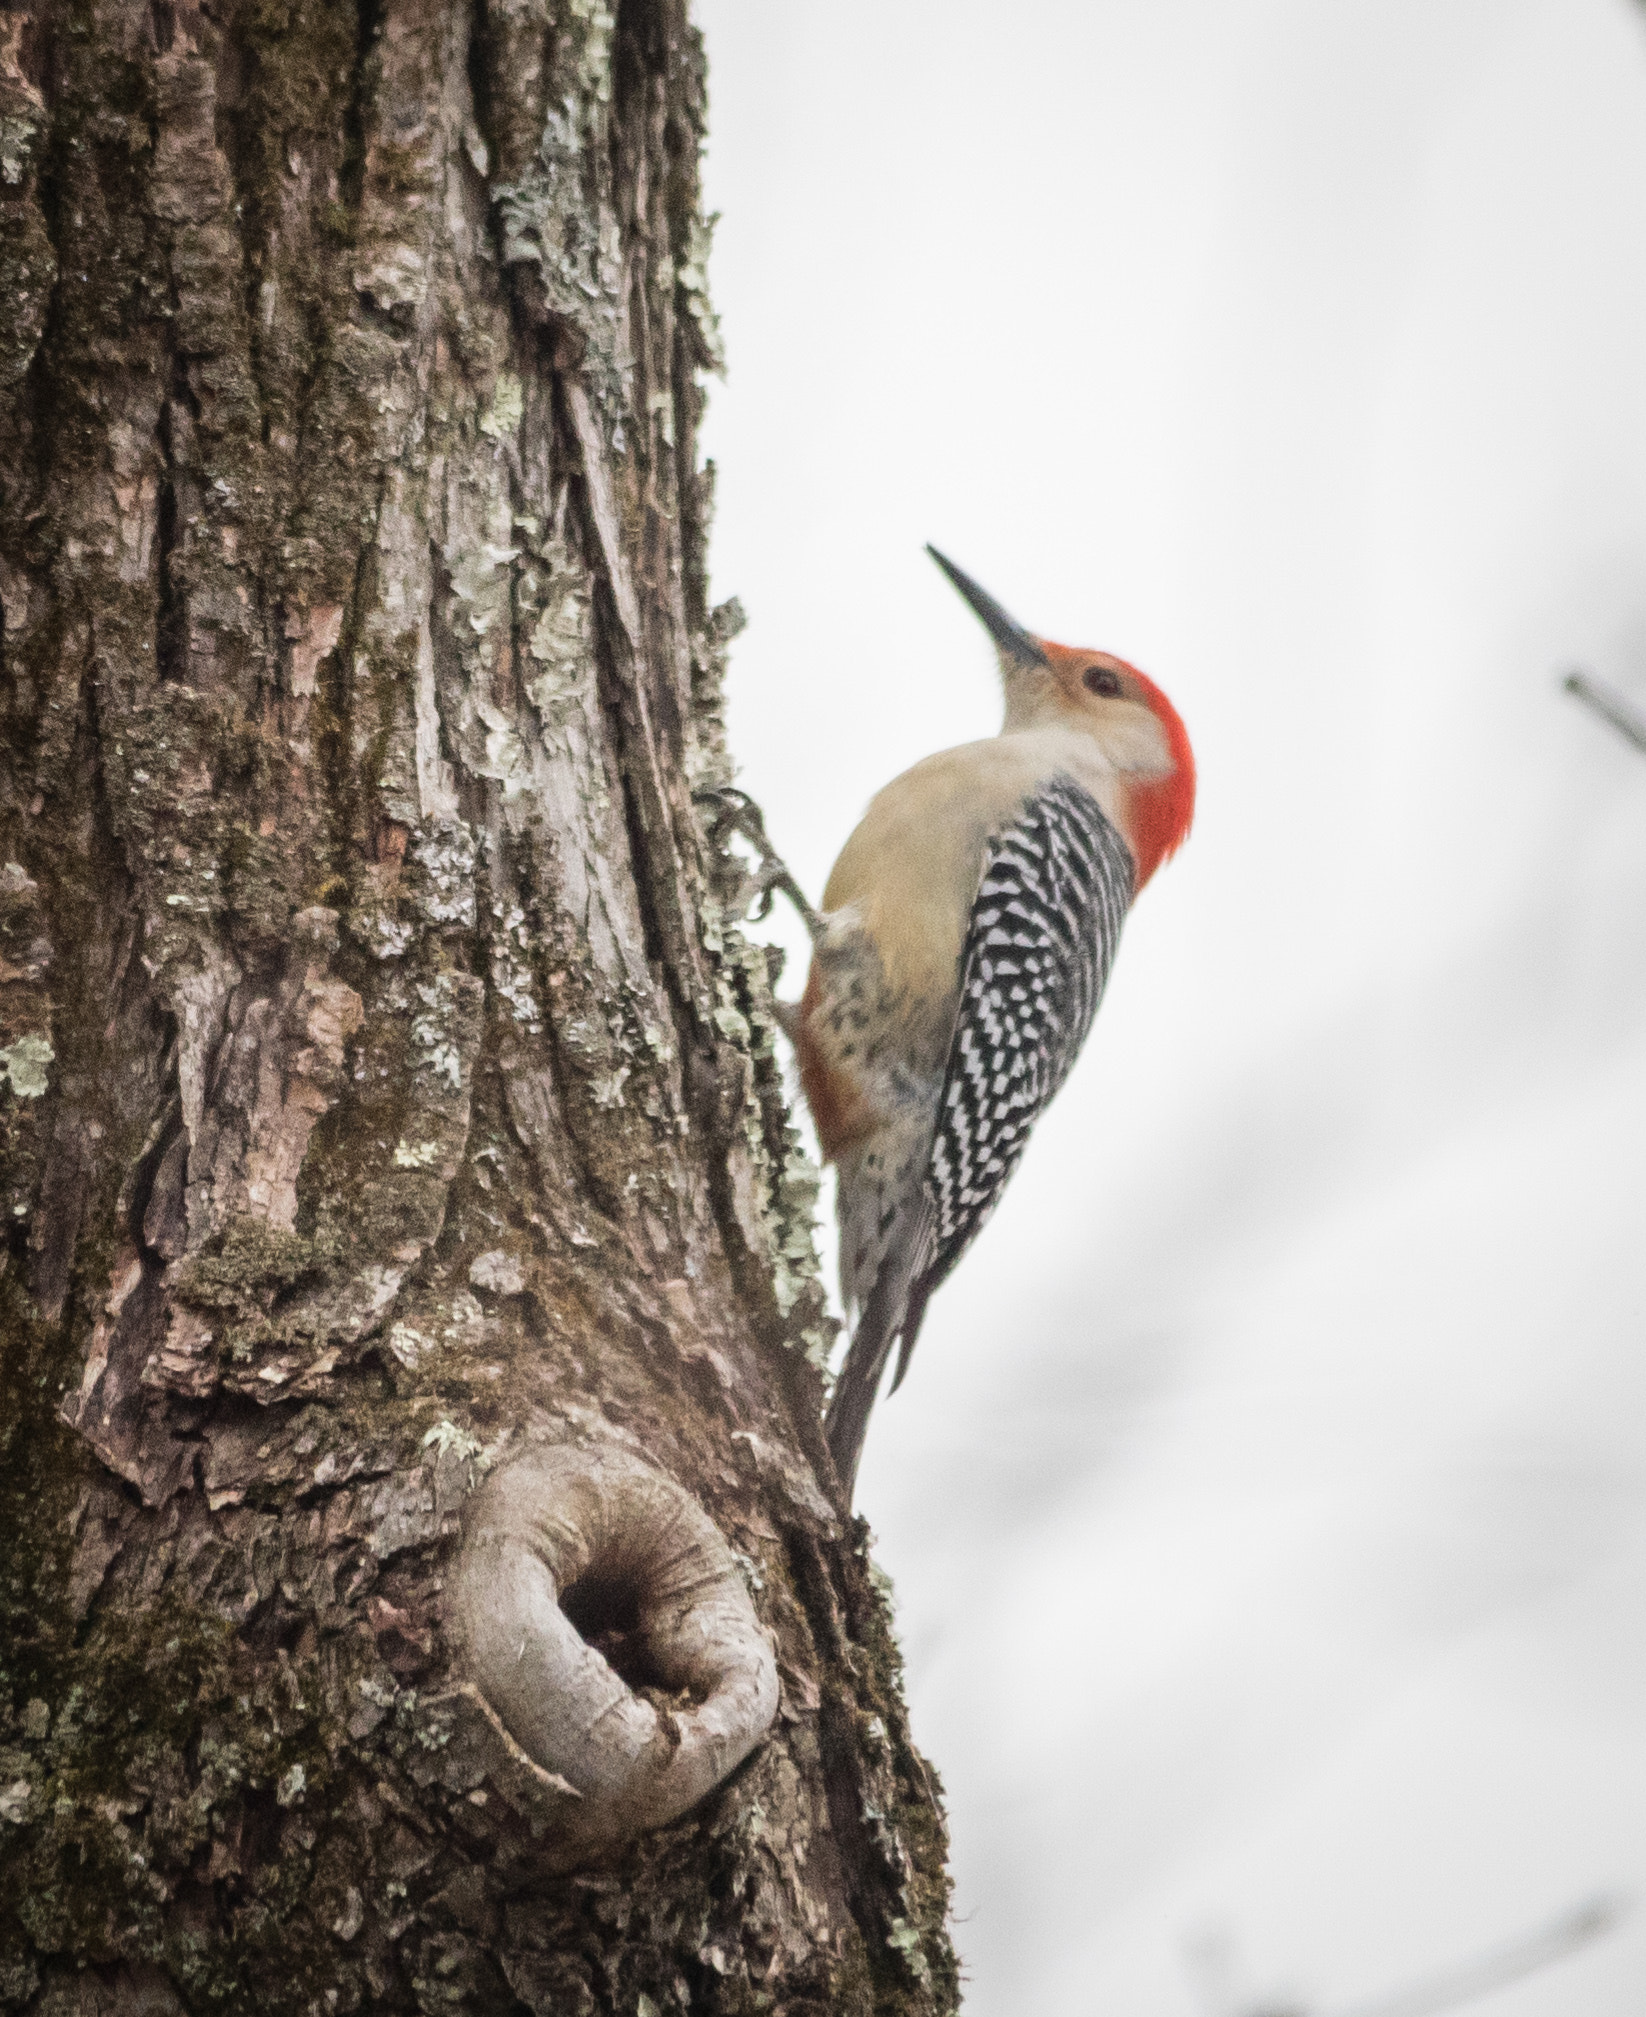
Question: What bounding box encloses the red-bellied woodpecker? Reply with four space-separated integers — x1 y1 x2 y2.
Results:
720 549 1195 1501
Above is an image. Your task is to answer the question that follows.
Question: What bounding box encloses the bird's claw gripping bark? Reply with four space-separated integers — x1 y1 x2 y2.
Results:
696 787 825 942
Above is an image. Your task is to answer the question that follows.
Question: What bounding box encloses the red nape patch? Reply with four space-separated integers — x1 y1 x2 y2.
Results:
1121 662 1195 889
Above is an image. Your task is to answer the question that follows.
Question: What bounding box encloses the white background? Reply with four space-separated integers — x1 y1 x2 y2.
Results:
694 3 1646 2010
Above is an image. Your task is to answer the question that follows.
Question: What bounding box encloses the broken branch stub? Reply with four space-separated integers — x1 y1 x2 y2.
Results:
447 1443 779 1864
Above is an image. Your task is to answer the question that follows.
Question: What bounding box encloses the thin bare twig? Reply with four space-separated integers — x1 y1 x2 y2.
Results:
1333 1894 1627 2017
1563 668 1646 754
1184 1892 1628 2017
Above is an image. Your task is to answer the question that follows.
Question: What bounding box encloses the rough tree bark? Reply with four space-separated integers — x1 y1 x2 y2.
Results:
0 2 958 2010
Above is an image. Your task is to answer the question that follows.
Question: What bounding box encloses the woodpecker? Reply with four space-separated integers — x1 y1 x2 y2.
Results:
720 549 1194 1501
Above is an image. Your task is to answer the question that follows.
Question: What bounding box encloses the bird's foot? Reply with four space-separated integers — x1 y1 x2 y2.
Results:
695 788 825 942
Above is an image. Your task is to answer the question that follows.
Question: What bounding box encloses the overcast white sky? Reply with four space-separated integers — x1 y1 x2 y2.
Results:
694 3 1646 2010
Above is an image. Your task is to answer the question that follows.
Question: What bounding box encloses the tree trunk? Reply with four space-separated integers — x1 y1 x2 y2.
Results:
0 2 956 2010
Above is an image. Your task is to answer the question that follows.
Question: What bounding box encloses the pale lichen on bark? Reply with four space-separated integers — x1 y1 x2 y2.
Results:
0 1 954 2011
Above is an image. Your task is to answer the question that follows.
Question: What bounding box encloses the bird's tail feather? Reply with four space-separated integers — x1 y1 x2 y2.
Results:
886 1282 934 1396
824 1202 934 1501
824 1270 905 1504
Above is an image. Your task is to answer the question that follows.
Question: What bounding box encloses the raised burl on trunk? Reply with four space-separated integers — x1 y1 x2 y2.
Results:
446 1441 780 1865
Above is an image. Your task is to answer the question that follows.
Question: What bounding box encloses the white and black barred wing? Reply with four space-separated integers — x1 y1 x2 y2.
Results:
922 774 1134 1298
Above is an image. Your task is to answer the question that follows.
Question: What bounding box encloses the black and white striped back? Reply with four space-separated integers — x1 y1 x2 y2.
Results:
922 774 1134 1292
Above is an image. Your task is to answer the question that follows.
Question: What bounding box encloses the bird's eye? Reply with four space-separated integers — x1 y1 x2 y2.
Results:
1083 665 1122 697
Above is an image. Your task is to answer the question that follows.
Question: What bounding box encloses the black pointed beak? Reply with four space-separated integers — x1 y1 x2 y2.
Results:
925 545 1049 667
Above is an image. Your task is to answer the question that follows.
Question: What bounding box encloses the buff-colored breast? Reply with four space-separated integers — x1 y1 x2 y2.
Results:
799 728 1130 1158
